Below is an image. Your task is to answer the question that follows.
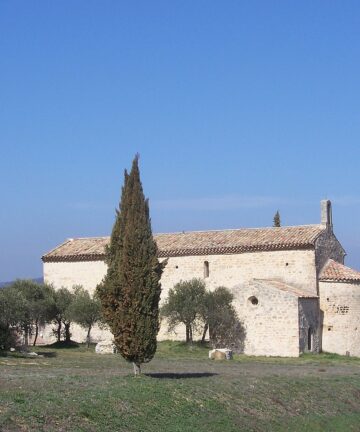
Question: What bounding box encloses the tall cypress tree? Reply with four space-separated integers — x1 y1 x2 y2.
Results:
273 210 281 227
97 155 166 375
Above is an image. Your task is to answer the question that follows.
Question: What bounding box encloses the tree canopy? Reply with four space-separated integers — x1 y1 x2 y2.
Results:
0 281 57 350
68 286 102 348
0 285 26 349
161 281 246 350
273 210 281 227
52 287 75 343
201 286 245 349
161 278 206 343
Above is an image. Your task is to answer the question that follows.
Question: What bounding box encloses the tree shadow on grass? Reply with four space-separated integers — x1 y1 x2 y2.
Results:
36 351 57 358
0 351 57 359
45 340 79 349
145 372 218 379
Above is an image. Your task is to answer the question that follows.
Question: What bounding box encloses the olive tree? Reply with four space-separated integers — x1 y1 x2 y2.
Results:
0 281 56 349
52 287 74 343
161 278 206 343
200 286 245 350
0 285 26 350
68 286 102 348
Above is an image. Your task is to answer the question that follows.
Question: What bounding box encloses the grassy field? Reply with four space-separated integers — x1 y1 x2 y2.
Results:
1 342 360 431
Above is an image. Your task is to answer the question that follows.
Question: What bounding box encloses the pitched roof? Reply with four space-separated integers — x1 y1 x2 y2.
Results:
42 224 326 262
319 259 360 283
43 237 109 262
252 279 318 298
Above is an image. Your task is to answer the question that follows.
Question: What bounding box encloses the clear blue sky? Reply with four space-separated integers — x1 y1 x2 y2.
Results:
1 1 360 281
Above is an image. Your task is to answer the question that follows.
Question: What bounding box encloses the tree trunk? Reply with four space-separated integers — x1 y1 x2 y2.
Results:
86 326 92 348
33 319 39 346
186 325 190 343
64 322 71 343
201 323 208 343
189 325 193 343
23 325 29 351
56 319 62 342
209 325 213 343
133 362 141 376
209 326 216 346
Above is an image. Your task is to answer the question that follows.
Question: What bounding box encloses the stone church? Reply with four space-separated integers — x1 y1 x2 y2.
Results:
42 200 360 357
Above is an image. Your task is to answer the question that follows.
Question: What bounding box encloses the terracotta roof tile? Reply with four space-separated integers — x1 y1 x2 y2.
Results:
42 237 109 262
320 259 360 283
42 224 326 262
252 279 318 298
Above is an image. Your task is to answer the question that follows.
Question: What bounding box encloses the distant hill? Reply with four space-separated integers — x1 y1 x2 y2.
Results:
0 277 43 289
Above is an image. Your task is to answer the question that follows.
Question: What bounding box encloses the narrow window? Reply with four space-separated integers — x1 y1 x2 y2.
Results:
204 261 209 278
308 327 313 351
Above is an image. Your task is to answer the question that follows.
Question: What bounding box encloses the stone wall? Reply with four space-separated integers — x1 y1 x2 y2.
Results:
232 281 301 357
43 261 110 343
159 248 318 301
315 229 345 280
319 281 360 356
44 249 319 300
43 249 318 343
44 260 107 295
157 249 318 350
298 298 320 353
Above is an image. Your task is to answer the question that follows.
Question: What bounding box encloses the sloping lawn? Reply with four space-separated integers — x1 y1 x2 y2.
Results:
1 342 360 431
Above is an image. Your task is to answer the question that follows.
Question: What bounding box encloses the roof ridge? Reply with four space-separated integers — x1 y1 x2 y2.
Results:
154 224 324 236
70 236 109 240
57 224 325 241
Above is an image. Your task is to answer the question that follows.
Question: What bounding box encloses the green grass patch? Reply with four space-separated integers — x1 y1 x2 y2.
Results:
1 342 360 431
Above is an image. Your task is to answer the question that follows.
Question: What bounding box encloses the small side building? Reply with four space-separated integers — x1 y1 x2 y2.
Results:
319 259 360 356
232 279 319 357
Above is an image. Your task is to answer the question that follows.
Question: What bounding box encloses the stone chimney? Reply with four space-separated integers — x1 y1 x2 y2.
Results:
321 199 333 229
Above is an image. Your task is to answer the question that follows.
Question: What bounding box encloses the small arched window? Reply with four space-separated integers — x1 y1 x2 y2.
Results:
204 261 209 278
